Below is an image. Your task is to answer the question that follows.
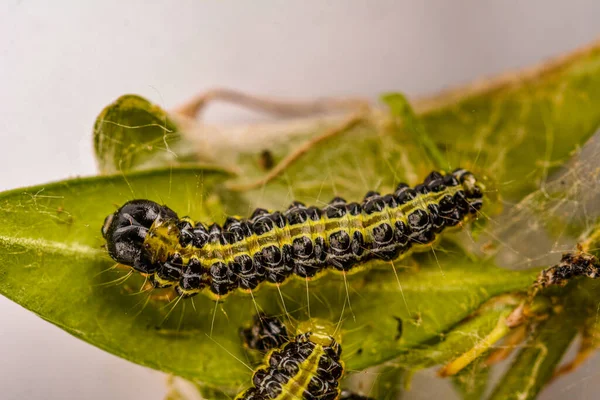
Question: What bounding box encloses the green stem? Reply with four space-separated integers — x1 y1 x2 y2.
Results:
439 316 511 377
381 92 448 169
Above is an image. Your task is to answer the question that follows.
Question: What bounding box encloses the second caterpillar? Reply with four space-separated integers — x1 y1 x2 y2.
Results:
238 313 374 400
102 169 484 298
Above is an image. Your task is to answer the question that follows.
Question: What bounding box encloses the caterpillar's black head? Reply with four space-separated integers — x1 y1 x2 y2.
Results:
241 313 289 352
102 200 178 273
452 169 484 211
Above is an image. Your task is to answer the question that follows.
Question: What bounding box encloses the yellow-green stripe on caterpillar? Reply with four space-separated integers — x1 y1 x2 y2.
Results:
101 169 484 298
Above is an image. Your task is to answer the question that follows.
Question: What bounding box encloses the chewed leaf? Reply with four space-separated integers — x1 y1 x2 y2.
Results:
94 42 600 208
0 167 539 389
228 42 600 205
418 43 600 201
94 95 202 174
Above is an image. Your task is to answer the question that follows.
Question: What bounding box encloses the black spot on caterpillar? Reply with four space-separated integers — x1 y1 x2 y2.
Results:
102 169 484 298
237 316 374 400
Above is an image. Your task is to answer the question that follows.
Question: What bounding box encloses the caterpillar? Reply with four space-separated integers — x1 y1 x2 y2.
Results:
102 169 483 298
241 313 290 353
532 251 599 295
237 314 374 400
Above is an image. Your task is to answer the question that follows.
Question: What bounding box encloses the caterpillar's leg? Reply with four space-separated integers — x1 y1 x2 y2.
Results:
173 87 370 119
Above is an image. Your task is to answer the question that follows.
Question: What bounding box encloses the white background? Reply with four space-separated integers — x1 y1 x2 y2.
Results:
1 1 599 399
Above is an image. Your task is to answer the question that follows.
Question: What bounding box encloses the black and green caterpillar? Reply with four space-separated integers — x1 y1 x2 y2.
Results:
237 313 373 400
102 169 483 298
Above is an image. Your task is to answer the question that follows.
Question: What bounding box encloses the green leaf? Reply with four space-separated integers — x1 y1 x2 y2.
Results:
93 95 200 174
230 44 600 205
451 357 490 400
193 382 230 400
94 44 600 208
417 44 600 201
0 168 539 390
15 41 600 397
487 312 576 400
345 365 405 400
392 297 515 371
381 92 448 170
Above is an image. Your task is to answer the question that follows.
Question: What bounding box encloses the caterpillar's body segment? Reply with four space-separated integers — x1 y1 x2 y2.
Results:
532 252 600 295
238 314 373 400
236 330 343 400
241 313 290 352
102 169 484 298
